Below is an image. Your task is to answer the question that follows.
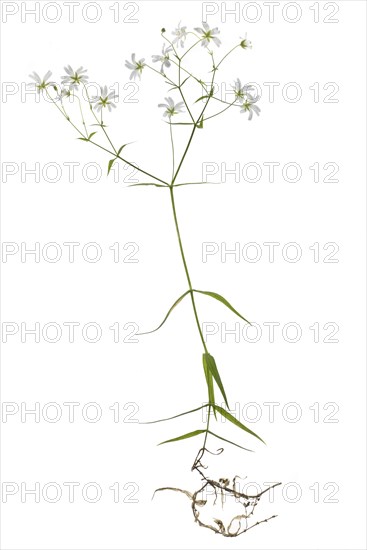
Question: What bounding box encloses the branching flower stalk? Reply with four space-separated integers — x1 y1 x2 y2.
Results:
30 23 280 536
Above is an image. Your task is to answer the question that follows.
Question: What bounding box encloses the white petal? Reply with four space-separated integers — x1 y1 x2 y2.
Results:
29 72 41 83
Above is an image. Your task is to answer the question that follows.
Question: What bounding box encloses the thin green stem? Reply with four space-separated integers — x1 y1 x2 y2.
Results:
82 83 117 154
46 88 169 186
170 72 218 375
44 88 85 138
203 406 211 450
169 123 175 182
216 44 240 69
145 63 176 86
171 125 196 185
204 99 238 121
181 36 201 60
167 63 220 450
170 58 208 92
74 93 88 137
178 60 195 124
172 67 216 185
161 32 179 59
88 139 169 185
169 186 208 353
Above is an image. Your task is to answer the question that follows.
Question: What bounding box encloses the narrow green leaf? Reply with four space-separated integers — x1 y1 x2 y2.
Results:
202 357 214 404
203 353 229 409
79 131 97 143
196 116 204 129
140 404 209 424
194 290 251 325
213 405 265 444
116 144 127 157
127 182 168 188
174 182 220 187
194 95 209 103
158 429 206 445
107 158 115 175
107 144 134 175
181 76 191 87
137 291 190 335
207 430 253 452
164 121 195 126
202 355 216 419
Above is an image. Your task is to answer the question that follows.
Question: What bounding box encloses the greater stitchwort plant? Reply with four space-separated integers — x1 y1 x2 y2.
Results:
29 22 280 537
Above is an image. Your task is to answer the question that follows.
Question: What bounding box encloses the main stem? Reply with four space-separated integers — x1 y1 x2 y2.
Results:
169 186 207 352
169 185 212 450
167 63 218 451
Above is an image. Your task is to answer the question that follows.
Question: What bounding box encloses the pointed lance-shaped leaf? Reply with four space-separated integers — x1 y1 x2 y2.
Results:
196 116 204 129
158 429 206 446
164 121 195 126
202 354 216 419
107 158 115 175
137 290 190 335
128 182 168 188
116 143 129 157
140 404 209 424
207 430 253 452
194 290 251 324
213 405 265 444
108 143 132 174
180 76 191 87
203 353 229 409
194 95 210 103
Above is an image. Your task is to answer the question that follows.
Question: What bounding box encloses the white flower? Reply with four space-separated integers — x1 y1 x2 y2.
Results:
240 34 252 50
152 44 173 74
125 53 145 80
50 87 71 102
29 70 53 93
158 97 185 118
59 88 72 99
194 21 221 47
232 79 256 103
90 85 118 112
172 22 187 48
61 66 89 89
240 97 261 120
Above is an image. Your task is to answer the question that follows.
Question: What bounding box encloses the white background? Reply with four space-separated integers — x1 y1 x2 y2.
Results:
0 1 366 549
